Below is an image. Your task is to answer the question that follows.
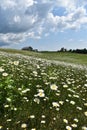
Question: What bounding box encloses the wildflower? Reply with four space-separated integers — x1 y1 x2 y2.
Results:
37 65 40 69
52 102 60 107
73 95 79 98
67 81 71 84
23 97 28 100
84 103 87 106
84 84 87 87
56 108 59 111
0 67 4 72
21 123 27 128
74 118 78 122
84 111 87 116
38 92 45 97
56 93 60 96
71 124 77 127
66 126 72 130
42 115 45 118
7 119 12 122
38 89 44 93
41 120 46 124
2 72 8 76
68 94 72 97
59 101 64 105
30 115 35 119
66 99 69 102
63 119 68 124
50 84 58 90
82 126 87 130
34 98 40 104
53 117 56 120
76 106 82 110
14 108 17 111
4 105 9 108
0 126 3 129
33 71 38 76
6 98 11 102
63 84 68 88
31 128 36 130
18 88 22 91
22 89 30 94
37 89 45 97
70 101 75 105
36 85 41 88
13 61 19 65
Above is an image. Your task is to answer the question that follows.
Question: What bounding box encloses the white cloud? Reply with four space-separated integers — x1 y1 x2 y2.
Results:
46 6 87 31
56 0 76 11
24 0 35 7
14 15 21 23
78 17 87 24
0 33 25 44
55 0 87 12
0 0 17 9
0 32 41 46
0 0 87 46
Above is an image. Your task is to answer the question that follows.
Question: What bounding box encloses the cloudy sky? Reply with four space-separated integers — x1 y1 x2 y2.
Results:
0 0 87 51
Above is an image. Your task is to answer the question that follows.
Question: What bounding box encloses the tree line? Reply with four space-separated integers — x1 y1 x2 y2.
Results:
22 46 87 54
58 47 87 54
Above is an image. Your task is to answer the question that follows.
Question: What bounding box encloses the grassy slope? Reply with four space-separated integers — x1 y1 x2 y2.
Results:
0 48 87 65
39 52 87 65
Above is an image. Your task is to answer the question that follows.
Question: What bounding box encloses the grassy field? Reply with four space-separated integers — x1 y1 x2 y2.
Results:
0 49 87 130
40 52 87 65
0 48 87 65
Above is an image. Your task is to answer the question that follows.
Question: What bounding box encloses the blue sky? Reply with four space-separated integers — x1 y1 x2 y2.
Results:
0 0 87 51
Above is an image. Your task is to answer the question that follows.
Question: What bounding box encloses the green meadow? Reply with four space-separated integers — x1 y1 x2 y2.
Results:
0 48 87 65
0 49 87 130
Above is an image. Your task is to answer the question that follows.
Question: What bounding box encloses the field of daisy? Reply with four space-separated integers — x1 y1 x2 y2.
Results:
0 50 87 130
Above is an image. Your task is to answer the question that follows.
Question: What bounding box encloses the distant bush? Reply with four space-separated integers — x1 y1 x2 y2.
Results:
22 46 38 52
